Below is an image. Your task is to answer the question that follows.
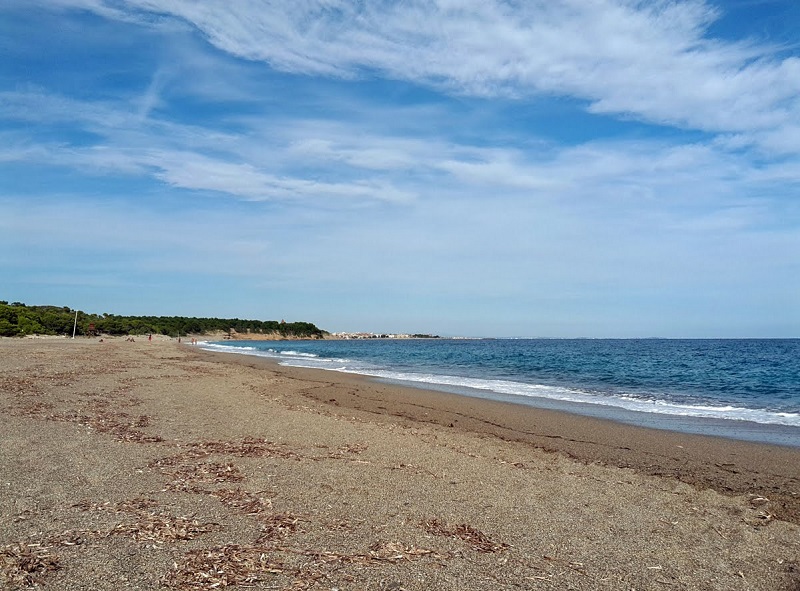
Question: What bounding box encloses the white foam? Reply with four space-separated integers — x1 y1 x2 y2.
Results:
279 351 319 358
199 342 344 366
295 361 800 427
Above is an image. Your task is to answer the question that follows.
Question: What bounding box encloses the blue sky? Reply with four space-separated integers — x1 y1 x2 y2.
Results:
1 1 799 337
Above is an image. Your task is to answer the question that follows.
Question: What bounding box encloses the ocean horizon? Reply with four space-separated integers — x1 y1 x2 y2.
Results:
199 337 800 448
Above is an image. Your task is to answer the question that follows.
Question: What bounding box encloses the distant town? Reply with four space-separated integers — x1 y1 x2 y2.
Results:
330 332 440 340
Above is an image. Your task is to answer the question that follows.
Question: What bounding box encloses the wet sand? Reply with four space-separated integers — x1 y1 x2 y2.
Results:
2 338 799 590
223 354 800 518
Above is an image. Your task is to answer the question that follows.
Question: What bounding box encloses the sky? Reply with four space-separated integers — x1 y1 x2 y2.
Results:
1 1 799 338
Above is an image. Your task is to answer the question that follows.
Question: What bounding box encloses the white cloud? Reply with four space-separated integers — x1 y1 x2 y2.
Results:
53 0 800 154
0 88 138 129
286 137 422 172
148 150 416 204
4 83 798 219
437 155 565 191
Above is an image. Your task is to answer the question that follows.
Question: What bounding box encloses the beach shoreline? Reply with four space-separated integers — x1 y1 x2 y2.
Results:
2 338 799 590
196 337 800 448
193 346 800 525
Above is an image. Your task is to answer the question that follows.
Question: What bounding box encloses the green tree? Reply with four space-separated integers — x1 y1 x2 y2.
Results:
17 316 45 335
0 318 18 336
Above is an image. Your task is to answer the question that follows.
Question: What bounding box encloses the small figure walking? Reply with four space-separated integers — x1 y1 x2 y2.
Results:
148 334 152 342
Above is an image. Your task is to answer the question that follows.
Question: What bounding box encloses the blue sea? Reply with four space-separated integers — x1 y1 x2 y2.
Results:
200 338 800 447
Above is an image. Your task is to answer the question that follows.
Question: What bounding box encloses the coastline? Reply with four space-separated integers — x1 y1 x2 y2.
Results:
197 337 800 449
2 338 799 590
196 347 800 525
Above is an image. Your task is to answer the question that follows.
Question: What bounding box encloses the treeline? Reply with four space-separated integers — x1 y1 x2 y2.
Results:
0 301 326 339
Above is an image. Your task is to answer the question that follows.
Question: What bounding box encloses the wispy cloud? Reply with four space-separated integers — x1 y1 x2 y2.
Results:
136 67 169 122
49 0 800 154
1 84 795 216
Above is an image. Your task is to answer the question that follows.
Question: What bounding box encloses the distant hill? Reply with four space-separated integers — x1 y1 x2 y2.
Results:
0 301 326 339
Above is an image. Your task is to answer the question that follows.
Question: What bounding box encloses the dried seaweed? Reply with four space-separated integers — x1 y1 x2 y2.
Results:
151 438 301 470
46 410 163 443
421 518 509 553
0 376 44 397
288 540 440 566
8 401 54 417
327 443 368 457
209 488 273 514
109 513 219 544
72 498 218 544
133 415 151 428
255 513 303 543
186 438 301 460
367 540 438 562
161 462 245 492
0 542 60 588
73 497 160 513
45 531 88 548
163 544 285 590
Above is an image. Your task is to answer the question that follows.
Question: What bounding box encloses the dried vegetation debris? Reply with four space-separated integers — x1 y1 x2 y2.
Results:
164 539 442 591
286 540 444 569
209 487 273 515
326 443 368 456
421 518 509 553
0 375 45 397
150 438 302 473
8 400 54 417
156 437 371 465
174 361 227 377
108 513 219 544
366 540 439 562
256 513 304 543
389 462 440 478
73 497 220 544
149 438 308 496
0 528 97 588
160 462 246 492
163 544 286 590
73 497 161 513
3 365 157 443
0 542 60 589
46 409 163 443
186 438 302 460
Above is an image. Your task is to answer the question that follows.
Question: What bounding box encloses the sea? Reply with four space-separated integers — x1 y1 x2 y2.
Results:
199 338 800 448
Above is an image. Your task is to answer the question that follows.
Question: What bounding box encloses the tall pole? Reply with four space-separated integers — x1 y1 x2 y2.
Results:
72 310 78 339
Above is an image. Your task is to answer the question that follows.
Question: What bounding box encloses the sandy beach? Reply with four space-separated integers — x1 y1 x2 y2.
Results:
1 338 799 590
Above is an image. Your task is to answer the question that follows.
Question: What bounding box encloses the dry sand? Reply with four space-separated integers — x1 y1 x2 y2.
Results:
1 337 798 590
